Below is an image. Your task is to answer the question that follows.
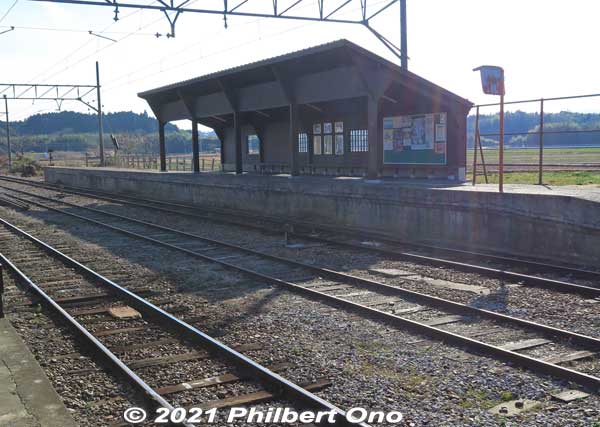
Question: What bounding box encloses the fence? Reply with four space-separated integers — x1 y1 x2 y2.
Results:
470 92 600 185
115 154 222 172
35 153 222 172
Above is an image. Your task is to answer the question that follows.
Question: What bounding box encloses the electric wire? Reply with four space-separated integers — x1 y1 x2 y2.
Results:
0 0 19 25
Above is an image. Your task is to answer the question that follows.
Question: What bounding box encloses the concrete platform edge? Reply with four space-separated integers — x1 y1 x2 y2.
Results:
0 317 78 427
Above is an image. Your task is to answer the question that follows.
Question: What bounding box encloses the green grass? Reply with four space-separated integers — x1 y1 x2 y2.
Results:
468 146 600 165
470 170 600 186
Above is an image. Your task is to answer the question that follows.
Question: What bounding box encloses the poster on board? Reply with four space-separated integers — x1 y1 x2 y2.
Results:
383 112 447 164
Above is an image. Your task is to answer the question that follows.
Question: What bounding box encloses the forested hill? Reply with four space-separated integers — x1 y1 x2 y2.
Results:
8 111 179 135
468 110 600 147
0 111 220 155
3 109 600 152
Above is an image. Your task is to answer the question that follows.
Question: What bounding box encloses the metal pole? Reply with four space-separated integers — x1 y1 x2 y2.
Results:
3 95 10 172
96 61 105 166
538 98 544 185
400 0 408 69
0 263 4 318
472 106 480 186
499 93 505 193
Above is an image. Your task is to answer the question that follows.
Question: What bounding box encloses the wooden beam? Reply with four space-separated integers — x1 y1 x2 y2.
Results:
271 65 295 104
176 89 196 119
254 110 270 118
234 111 242 174
367 97 380 179
214 127 226 166
289 103 299 176
305 103 323 113
217 78 238 111
192 120 200 173
159 121 167 172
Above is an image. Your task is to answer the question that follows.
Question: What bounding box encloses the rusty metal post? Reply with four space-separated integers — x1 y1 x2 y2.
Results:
538 98 544 185
3 95 11 172
400 0 408 69
96 62 105 167
0 263 4 318
472 106 480 186
499 94 505 193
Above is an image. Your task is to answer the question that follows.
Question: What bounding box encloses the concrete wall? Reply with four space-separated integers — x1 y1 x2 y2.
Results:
45 167 600 267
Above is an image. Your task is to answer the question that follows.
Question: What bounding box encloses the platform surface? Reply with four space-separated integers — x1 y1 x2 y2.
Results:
47 167 600 203
0 318 77 427
43 167 600 266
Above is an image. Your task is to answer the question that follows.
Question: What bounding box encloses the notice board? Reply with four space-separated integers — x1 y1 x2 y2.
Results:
383 112 447 165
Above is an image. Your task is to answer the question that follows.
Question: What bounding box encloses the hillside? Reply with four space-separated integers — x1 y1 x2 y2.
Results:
2 109 600 154
468 110 600 148
0 111 219 155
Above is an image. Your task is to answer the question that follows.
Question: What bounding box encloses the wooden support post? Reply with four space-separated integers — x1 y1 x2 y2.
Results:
192 120 200 173
472 106 480 186
234 111 243 174
159 122 167 172
367 97 380 180
499 94 505 193
289 104 299 176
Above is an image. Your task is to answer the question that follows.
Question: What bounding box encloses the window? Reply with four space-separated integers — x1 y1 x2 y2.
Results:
298 133 308 153
247 134 260 155
324 134 333 155
313 135 322 155
335 134 344 155
350 129 369 152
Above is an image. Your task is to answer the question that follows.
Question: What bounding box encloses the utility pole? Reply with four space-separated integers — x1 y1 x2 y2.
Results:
96 61 105 166
400 0 408 69
3 95 10 172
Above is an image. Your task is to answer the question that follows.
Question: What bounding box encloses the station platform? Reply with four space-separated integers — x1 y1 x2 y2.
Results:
0 318 77 427
43 167 600 266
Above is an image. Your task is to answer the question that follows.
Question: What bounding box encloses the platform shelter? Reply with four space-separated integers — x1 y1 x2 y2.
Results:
138 39 473 180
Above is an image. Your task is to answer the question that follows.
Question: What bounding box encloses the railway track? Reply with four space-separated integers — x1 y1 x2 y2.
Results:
0 217 361 427
1 181 600 393
1 175 598 297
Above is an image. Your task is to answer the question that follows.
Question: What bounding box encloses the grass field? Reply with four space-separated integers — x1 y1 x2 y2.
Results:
467 146 600 165
469 170 600 186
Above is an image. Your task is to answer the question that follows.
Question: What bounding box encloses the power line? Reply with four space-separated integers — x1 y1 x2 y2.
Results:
25 1 160 85
104 0 394 94
0 0 19 24
9 1 166 119
0 24 161 36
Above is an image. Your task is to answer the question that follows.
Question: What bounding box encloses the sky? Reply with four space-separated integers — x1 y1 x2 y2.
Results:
2 0 600 130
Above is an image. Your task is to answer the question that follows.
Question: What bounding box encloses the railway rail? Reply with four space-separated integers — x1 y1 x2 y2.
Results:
1 175 598 297
1 181 599 393
0 216 361 426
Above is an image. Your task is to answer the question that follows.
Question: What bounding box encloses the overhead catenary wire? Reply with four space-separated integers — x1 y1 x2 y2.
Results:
103 0 393 92
25 0 162 85
10 0 397 120
0 0 19 25
7 1 169 120
0 24 162 37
